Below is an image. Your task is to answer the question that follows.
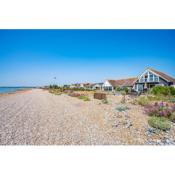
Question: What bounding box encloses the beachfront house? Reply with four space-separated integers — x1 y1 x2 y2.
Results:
70 83 84 88
134 68 175 92
91 83 103 90
83 83 93 89
102 68 175 92
70 83 92 89
102 78 137 91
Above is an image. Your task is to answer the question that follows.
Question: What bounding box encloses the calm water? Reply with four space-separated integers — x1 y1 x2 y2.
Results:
0 87 33 94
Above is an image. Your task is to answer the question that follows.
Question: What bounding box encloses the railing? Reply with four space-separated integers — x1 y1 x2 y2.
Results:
139 78 159 83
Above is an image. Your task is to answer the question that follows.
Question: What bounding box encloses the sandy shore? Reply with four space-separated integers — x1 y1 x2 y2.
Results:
0 89 174 145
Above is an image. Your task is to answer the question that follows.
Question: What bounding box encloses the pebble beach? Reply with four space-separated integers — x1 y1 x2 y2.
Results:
0 89 175 145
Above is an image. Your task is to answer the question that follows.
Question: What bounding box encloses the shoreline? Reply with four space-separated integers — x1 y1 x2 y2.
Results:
0 88 33 96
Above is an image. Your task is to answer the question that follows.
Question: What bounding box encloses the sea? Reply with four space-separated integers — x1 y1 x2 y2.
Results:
0 87 34 94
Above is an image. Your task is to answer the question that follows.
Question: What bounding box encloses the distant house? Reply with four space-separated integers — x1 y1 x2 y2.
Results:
70 83 92 89
102 78 137 91
134 68 175 92
91 83 103 90
70 83 79 88
83 83 93 89
102 68 175 92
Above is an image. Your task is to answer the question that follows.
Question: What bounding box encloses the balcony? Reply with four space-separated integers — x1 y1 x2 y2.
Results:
139 77 159 83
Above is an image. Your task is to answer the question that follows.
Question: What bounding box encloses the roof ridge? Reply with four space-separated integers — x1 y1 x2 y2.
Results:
148 68 174 82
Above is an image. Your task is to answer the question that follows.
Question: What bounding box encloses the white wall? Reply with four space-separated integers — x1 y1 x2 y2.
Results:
102 80 112 87
102 80 114 91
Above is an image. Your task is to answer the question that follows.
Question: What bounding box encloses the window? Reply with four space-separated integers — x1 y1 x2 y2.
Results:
149 73 154 81
154 75 159 82
139 76 144 82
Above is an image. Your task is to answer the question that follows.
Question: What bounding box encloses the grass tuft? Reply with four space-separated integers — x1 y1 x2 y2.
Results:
116 105 130 112
137 96 150 106
148 116 171 131
78 95 90 101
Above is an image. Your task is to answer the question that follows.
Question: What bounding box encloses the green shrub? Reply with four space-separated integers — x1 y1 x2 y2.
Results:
151 86 170 96
115 86 121 91
169 112 175 122
148 116 171 131
137 96 150 106
78 95 90 101
169 87 175 96
124 87 129 94
49 89 62 95
147 94 168 101
49 84 59 89
116 105 130 112
147 95 157 101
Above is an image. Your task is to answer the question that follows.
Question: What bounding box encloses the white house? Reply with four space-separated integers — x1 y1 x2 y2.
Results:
92 83 103 90
102 80 115 91
102 78 137 91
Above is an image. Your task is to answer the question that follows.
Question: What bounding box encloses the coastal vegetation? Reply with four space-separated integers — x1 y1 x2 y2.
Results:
49 84 93 92
116 105 130 112
151 86 175 96
115 86 129 94
68 92 90 101
144 102 175 130
49 88 62 95
132 86 175 106
127 86 175 131
48 85 92 101
148 117 171 131
135 96 150 106
78 95 90 101
48 84 175 133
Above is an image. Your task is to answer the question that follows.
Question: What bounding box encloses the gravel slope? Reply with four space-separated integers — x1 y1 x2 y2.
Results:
0 89 120 145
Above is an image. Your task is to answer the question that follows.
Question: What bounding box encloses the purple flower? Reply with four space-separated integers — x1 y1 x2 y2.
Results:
158 110 171 117
144 102 172 118
160 101 164 107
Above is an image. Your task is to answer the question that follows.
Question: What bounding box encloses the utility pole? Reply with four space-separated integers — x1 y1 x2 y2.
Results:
54 77 56 85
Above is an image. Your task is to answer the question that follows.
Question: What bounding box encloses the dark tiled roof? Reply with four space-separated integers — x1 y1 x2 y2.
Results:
108 78 137 87
149 68 175 82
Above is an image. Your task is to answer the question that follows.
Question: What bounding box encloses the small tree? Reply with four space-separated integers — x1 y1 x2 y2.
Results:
115 86 121 91
124 87 129 94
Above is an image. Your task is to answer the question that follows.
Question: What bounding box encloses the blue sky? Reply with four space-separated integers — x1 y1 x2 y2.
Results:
0 30 175 86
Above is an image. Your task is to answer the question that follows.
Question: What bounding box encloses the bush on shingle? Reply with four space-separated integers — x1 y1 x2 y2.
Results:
151 86 175 96
144 102 173 118
148 116 171 131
